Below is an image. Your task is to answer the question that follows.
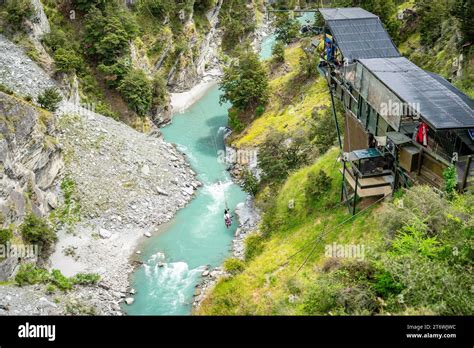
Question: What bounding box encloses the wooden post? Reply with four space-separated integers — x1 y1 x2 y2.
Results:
461 155 472 191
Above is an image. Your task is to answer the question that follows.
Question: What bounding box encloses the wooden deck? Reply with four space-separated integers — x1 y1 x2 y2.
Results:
341 169 393 197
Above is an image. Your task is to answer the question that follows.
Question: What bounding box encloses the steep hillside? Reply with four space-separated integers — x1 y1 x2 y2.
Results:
0 14 199 315
198 149 473 315
197 1 474 316
0 0 265 129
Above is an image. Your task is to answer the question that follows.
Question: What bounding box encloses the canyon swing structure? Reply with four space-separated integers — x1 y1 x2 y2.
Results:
316 7 474 214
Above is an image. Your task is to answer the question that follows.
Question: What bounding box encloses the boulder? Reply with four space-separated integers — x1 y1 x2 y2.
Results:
99 228 112 239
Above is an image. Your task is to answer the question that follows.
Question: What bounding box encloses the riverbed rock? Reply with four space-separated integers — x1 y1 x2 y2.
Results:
125 298 134 305
99 228 112 239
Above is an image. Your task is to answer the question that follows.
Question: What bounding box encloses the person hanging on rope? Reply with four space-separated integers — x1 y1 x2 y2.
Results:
224 208 232 229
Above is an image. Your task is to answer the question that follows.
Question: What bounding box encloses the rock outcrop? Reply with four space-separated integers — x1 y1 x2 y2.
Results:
0 92 63 280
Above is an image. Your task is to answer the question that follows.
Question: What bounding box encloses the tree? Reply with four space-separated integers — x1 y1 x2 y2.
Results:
272 41 286 63
83 5 139 64
416 0 449 46
137 0 174 19
258 131 310 184
53 48 84 74
219 0 257 51
118 69 153 117
300 38 319 78
310 107 337 154
219 50 269 111
275 17 301 44
37 87 62 112
451 0 474 44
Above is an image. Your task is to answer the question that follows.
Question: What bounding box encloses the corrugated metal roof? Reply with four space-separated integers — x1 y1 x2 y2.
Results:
319 8 377 20
359 57 474 130
326 17 401 60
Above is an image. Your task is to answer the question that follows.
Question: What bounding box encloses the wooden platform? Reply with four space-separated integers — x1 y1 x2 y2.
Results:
341 169 393 197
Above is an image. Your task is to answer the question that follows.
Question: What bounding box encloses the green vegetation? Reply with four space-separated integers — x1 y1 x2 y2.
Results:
50 176 81 230
305 170 332 205
1 0 34 27
272 41 286 63
0 227 13 249
37 88 62 112
220 49 269 112
15 264 100 292
242 170 259 196
118 69 153 117
223 258 246 275
443 165 458 199
275 16 300 44
20 214 57 256
258 131 310 184
219 0 258 52
199 147 474 315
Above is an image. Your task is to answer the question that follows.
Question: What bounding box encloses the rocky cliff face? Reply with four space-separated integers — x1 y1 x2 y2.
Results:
0 92 62 224
166 0 224 93
0 92 63 281
0 30 200 314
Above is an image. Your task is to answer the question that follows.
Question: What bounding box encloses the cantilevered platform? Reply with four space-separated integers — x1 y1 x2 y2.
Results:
340 168 393 197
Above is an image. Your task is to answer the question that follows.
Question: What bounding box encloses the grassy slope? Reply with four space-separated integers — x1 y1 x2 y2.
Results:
198 148 382 315
232 43 330 148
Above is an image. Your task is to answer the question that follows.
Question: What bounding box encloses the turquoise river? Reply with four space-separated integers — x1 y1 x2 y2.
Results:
127 12 314 315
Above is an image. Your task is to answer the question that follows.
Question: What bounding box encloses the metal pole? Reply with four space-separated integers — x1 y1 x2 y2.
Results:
328 82 343 150
461 155 472 191
353 174 359 215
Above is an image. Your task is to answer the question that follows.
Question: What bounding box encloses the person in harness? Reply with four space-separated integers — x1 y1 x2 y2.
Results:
224 208 232 229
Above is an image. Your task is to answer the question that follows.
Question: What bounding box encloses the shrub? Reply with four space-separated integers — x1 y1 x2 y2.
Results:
15 264 49 286
228 108 245 133
118 69 153 117
377 186 448 237
373 270 404 298
53 48 84 74
223 258 245 275
3 0 34 26
50 269 73 291
443 165 457 199
152 73 168 107
20 214 57 256
244 234 265 261
37 87 62 112
335 285 379 315
72 273 101 285
242 170 259 196
305 170 332 203
272 41 285 63
0 228 13 246
302 278 340 314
